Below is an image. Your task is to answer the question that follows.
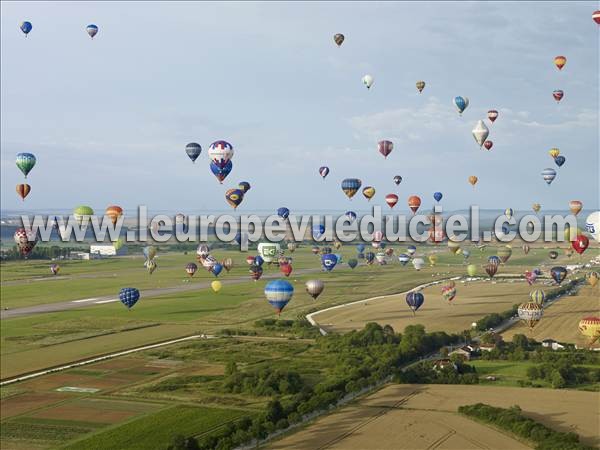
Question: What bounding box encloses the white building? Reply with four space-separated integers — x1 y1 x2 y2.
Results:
89 244 127 257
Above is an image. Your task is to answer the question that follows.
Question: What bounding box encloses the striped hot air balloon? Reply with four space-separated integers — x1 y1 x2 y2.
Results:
554 55 567 70
579 317 600 346
341 178 361 199
541 168 557 185
378 140 394 158
265 280 294 315
16 183 31 200
518 302 544 330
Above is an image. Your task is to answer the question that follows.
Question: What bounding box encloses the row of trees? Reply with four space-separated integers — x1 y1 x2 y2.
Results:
458 403 593 450
397 358 479 385
1 245 86 260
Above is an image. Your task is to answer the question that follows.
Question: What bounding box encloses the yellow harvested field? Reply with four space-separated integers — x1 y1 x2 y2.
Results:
314 279 537 334
269 384 600 449
503 285 600 348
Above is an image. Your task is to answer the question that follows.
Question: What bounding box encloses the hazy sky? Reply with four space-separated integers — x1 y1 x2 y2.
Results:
1 1 598 215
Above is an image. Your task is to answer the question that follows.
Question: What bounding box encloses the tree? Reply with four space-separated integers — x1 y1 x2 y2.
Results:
526 366 540 380
550 370 566 389
225 360 238 376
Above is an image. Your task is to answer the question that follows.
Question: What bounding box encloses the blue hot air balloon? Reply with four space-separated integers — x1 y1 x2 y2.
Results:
212 263 223 277
398 254 410 266
541 168 556 185
406 291 425 314
356 243 365 253
347 258 358 269
312 224 325 240
550 266 567 284
264 279 294 315
210 160 233 184
341 178 362 199
555 156 566 167
86 24 99 39
453 96 469 115
433 192 443 202
345 211 357 223
321 253 338 271
254 255 264 267
185 143 202 163
407 245 417 256
357 252 365 259
20 21 32 35
365 252 375 264
277 207 290 220
334 254 343 264
238 181 251 193
488 255 501 265
119 287 140 309
319 166 330 179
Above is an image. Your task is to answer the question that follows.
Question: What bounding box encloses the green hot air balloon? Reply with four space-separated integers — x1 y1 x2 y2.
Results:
16 153 36 178
73 206 94 225
467 264 477 277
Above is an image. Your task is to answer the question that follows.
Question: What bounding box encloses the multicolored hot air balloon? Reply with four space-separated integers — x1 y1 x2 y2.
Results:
498 246 512 263
453 96 469 115
250 265 263 281
442 283 457 303
143 245 157 261
362 74 374 89
345 211 357 223
334 33 345 46
20 21 32 35
210 160 233 184
532 203 541 213
378 140 393 159
554 55 567 70
265 279 294 315
530 289 546 304
225 189 244 209
385 194 398 209
50 263 60 275
319 166 330 179
518 302 544 330
398 254 410 266
472 120 489 147
549 148 560 159
238 181 251 192
541 168 556 185
406 291 425 314
408 195 421 214
485 261 499 278
145 259 157 275
468 176 478 187
487 110 498 123
393 175 402 185
208 141 234 168
86 24 99 39
416 81 426 93
119 287 140 309
341 178 362 199
569 200 583 216
185 143 202 163
579 317 600 346
362 186 376 201
185 262 198 277
16 153 36 178
105 205 123 225
16 184 31 200
552 90 564 103
14 228 36 257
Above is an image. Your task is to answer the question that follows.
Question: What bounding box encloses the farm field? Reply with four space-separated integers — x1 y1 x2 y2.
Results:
268 384 600 449
502 284 600 348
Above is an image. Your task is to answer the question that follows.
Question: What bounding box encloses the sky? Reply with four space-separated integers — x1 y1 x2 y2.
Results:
1 1 598 215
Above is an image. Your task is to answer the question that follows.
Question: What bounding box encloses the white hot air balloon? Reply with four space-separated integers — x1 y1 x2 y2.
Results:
412 257 425 271
585 211 600 241
472 120 489 147
541 168 557 185
362 74 374 89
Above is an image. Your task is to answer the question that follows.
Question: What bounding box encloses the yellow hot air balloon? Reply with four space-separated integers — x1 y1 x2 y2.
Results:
587 272 598 288
569 200 583 216
553 55 567 70
578 317 600 346
532 203 541 213
529 289 545 304
549 148 560 159
468 176 478 187
467 264 477 277
211 280 222 293
362 186 376 200
428 255 438 266
416 80 426 93
448 240 461 254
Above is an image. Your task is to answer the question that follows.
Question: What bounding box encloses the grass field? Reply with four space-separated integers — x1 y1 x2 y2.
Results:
469 360 546 387
269 384 600 449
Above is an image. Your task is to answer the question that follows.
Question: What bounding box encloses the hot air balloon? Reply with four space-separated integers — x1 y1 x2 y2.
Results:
412 257 425 271
555 155 566 167
407 245 417 256
483 140 493 151
594 10 600 24
362 186 376 201
306 279 324 299
554 55 567 70
362 74 374 89
347 258 358 269
406 291 425 314
572 235 589 255
569 200 583 216
393 175 402 185
280 263 293 277
119 287 140 309
196 244 210 259
49 263 60 275
185 262 198 277
467 264 477 276
277 207 290 219
356 243 366 253
551 266 567 284
504 208 514 220
398 254 410 266
238 181 251 193
287 242 297 253
579 317 600 346
522 244 530 255
532 203 541 213
222 258 233 272
321 253 338 271
319 166 330 179
210 160 233 184
250 265 263 281
211 280 222 293
211 263 223 277
20 21 32 35
312 224 325 241
488 255 501 266
585 211 600 241
549 147 560 158
311 246 320 255
73 206 94 225
86 24 99 39
487 110 498 123
378 140 393 158
341 178 362 199
372 230 383 243
548 250 558 260
453 96 469 115
485 261 499 278
16 184 31 200
334 33 345 46
468 176 478 187
428 255 438 266
442 284 457 303
143 246 157 261
518 302 544 330
408 195 421 214
530 289 545 304
416 81 426 93
462 249 471 260
552 90 564 103
16 153 36 178
208 140 234 168
185 143 202 163
345 211 357 222
587 272 599 287
365 252 375 264
105 205 123 225
253 255 265 267
265 280 294 315
145 259 157 275
246 255 256 265
385 194 398 208
429 192 442 204
498 246 512 263
447 240 460 254
472 120 489 147
541 168 556 185
225 189 244 209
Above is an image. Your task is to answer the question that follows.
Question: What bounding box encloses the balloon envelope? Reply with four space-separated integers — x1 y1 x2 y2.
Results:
265 280 294 314
119 288 140 309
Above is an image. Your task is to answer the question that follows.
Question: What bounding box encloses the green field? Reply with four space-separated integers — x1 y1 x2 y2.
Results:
470 360 544 387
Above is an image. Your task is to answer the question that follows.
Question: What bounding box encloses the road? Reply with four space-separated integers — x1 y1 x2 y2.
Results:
1 267 321 320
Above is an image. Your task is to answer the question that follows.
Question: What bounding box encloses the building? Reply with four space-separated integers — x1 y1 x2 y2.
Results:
541 339 566 350
70 251 90 260
479 343 496 352
432 359 457 371
89 244 127 257
449 346 473 361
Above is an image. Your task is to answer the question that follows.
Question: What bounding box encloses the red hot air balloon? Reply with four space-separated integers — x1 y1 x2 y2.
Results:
572 235 589 255
378 140 393 159
385 194 398 209
16 183 31 200
594 10 600 24
280 263 293 277
483 140 493 151
487 110 499 123
408 195 421 214
553 90 564 102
